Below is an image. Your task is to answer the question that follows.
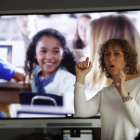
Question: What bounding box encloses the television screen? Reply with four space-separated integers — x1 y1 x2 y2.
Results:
0 9 140 120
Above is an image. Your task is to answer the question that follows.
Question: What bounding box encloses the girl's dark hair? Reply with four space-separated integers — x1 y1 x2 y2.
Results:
73 14 91 49
24 28 76 79
98 39 139 79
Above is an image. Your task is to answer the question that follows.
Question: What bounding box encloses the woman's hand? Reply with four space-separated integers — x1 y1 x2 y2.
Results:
114 69 128 98
75 57 92 85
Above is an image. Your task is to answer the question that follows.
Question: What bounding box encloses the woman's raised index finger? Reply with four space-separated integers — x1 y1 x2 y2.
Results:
86 57 89 62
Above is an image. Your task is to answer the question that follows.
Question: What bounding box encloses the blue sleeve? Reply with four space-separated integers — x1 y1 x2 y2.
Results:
0 111 7 118
0 59 16 81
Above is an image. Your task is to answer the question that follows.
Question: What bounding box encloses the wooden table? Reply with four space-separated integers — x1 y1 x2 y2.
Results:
0 82 31 117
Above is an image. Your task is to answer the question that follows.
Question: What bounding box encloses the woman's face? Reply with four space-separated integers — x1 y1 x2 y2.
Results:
35 36 64 77
104 45 127 76
77 17 90 44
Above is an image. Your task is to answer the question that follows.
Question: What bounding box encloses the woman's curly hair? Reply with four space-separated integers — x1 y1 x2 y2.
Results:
24 28 76 79
98 39 139 79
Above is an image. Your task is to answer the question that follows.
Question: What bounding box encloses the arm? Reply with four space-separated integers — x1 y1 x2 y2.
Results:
74 57 100 117
0 59 15 81
12 72 25 81
123 96 140 129
114 69 140 129
0 59 24 82
74 81 101 117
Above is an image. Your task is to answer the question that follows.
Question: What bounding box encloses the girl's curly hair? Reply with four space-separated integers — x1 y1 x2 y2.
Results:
98 39 139 79
24 28 76 79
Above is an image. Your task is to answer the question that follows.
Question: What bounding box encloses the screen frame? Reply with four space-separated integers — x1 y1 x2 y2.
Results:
0 5 140 15
0 118 101 128
0 6 139 128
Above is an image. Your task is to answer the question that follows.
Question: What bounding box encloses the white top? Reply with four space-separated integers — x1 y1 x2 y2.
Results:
32 66 76 96
74 76 140 140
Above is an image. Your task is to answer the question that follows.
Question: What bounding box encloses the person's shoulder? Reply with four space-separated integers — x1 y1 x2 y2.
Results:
0 59 5 66
0 58 7 64
125 75 140 87
132 76 140 87
0 59 15 70
100 83 113 94
54 67 76 89
33 65 42 76
132 75 140 83
56 66 76 83
57 66 75 77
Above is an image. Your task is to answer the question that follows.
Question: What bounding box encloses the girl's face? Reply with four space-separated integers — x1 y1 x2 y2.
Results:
35 36 64 77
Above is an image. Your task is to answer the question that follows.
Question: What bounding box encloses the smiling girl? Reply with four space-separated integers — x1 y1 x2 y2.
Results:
24 28 76 95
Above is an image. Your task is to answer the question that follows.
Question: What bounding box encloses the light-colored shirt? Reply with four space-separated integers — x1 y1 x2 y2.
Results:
74 76 140 140
32 66 76 96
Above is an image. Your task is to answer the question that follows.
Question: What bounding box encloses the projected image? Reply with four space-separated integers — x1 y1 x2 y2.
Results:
0 11 140 118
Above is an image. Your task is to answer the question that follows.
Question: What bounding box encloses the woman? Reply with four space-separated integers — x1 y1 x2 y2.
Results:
72 14 91 62
86 14 140 91
73 14 91 49
74 39 140 140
